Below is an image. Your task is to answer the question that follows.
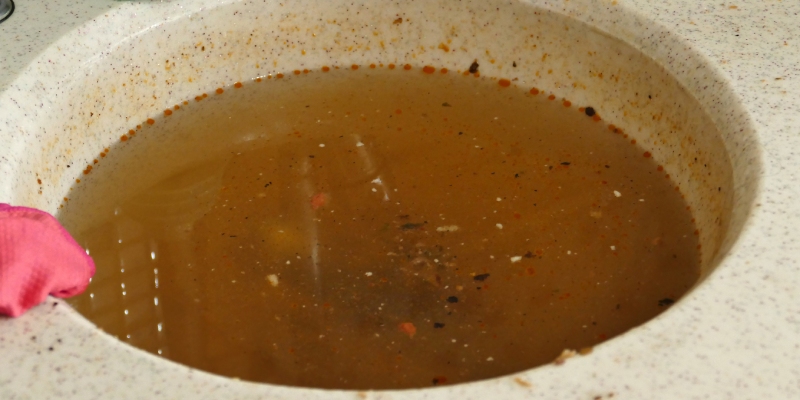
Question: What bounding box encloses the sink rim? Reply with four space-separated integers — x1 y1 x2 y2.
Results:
0 0 786 398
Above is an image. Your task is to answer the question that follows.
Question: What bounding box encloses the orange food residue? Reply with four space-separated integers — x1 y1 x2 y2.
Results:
399 322 416 338
310 192 328 210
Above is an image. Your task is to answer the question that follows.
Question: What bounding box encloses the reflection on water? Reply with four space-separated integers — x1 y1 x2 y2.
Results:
70 160 227 357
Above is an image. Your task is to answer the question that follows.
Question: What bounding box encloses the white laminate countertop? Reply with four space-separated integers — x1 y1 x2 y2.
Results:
0 0 799 398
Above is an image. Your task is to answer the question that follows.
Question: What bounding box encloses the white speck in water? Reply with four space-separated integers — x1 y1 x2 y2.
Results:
319 144 325 147
496 197 502 201
496 223 503 229
157 323 163 332
286 260 291 265
356 142 364 147
610 246 616 251
639 199 645 202
567 250 572 255
372 188 377 192
150 252 156 260
614 190 622 197
154 297 159 306
452 339 457 343
371 177 382 184
89 293 94 298
124 309 129 315
157 349 162 355
436 225 459 232
510 256 523 263
365 272 373 277
486 357 494 361
267 274 279 287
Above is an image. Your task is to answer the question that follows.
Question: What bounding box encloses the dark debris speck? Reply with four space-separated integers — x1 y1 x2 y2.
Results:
469 61 479 74
434 322 445 329
585 107 596 117
400 222 425 230
658 298 675 307
446 296 459 303
473 273 490 281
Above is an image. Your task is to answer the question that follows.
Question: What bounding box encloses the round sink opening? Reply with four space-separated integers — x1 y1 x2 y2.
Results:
0 0 760 393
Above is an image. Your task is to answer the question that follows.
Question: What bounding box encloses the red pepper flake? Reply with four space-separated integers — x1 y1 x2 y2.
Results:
643 151 652 158
498 79 511 87
592 114 602 122
395 109 402 114
164 109 173 116
403 64 412 70
310 192 328 210
563 100 572 107
128 129 136 136
234 82 243 88
216 88 224 94
399 322 416 338
351 64 359 70
120 135 128 142
530 87 540 95
422 65 436 74
146 118 155 125
293 70 301 75
276 73 284 79
388 63 396 69
322 66 330 72
547 94 556 100
440 68 448 74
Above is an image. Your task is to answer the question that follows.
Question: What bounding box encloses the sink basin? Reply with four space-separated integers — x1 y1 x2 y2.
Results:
1 0 794 398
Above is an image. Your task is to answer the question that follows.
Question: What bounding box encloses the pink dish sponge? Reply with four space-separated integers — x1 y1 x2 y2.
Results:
0 203 95 317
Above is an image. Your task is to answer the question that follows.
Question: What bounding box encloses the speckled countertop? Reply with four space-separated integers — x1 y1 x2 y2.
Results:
1 0 799 398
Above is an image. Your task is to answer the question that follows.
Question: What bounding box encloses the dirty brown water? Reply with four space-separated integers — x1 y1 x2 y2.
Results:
63 66 699 389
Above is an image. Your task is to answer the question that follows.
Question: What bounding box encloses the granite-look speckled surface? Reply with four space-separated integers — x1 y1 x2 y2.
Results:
0 0 798 398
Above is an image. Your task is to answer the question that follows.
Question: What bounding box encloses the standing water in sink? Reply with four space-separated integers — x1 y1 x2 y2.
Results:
62 65 699 389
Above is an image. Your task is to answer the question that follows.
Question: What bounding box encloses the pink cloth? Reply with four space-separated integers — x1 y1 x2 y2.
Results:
0 203 95 317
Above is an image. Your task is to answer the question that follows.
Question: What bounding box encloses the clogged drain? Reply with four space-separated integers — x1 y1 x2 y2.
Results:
63 66 699 389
